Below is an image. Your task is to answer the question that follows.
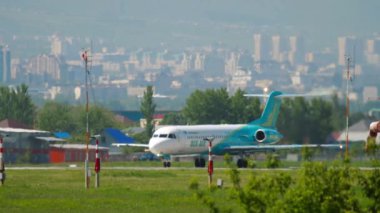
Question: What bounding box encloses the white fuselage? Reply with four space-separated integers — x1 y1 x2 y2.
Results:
149 125 245 156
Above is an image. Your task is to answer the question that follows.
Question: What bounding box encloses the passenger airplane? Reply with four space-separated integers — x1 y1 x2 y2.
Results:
114 91 343 168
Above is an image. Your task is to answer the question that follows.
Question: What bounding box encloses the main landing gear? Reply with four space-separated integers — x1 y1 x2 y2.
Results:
237 158 248 168
194 158 206 168
163 161 171 167
162 156 171 168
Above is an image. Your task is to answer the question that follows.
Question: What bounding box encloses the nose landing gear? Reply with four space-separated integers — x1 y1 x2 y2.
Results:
163 161 171 167
162 155 171 168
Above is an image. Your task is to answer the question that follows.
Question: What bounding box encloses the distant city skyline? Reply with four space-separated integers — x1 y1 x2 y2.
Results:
1 0 380 57
1 0 380 110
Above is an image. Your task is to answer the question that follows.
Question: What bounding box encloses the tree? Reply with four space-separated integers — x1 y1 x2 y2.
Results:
278 97 309 144
301 146 314 161
365 136 378 159
182 88 231 124
191 154 292 213
77 105 123 135
229 89 261 123
140 86 156 139
36 102 123 143
308 98 333 143
35 101 76 132
278 97 340 145
0 84 36 126
359 168 380 212
330 93 345 130
161 112 187 125
273 162 361 212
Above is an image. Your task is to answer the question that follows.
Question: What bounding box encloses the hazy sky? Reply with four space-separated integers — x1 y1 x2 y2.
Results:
1 0 379 51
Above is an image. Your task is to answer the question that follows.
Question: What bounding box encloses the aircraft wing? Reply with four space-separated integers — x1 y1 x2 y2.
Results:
170 153 203 158
225 144 344 152
112 143 149 148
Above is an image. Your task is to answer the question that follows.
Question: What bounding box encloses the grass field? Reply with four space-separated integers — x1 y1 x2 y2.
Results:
1 159 378 212
0 162 252 213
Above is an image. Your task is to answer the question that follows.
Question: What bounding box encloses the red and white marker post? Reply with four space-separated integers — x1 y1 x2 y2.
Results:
207 139 213 188
82 50 90 189
95 138 101 188
0 136 5 186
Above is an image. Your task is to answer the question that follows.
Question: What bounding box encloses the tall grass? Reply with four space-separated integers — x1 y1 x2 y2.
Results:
0 167 237 213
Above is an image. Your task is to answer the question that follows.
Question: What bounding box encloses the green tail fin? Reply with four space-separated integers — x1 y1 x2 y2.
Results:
249 91 282 128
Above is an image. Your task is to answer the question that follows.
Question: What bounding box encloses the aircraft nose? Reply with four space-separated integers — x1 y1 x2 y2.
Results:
149 138 165 155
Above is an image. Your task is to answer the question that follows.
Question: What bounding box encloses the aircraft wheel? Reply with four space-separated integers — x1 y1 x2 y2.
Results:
237 159 248 168
200 158 206 168
242 159 248 168
163 161 171 167
194 158 200 167
237 159 243 168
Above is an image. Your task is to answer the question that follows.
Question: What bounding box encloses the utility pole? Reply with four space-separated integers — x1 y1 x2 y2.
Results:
345 56 351 159
82 50 91 189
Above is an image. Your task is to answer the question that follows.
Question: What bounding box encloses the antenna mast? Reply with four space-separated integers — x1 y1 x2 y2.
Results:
82 50 91 189
345 56 351 158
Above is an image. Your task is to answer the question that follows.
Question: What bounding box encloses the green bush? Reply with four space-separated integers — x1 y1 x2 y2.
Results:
191 160 380 212
265 153 280 168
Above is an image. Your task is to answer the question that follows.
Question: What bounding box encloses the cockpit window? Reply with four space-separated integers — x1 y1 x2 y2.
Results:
153 134 158 137
168 134 176 139
159 134 168 138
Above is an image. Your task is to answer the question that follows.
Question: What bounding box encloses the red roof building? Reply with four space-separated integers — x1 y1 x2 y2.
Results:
0 119 31 129
49 144 109 163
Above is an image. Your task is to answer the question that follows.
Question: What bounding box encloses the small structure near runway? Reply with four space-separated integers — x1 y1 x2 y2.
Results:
0 127 64 163
49 144 109 163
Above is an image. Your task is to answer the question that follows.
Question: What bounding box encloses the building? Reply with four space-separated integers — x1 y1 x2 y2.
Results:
338 36 364 66
365 37 380 64
140 114 165 129
0 127 65 163
49 144 109 163
337 118 374 142
363 86 378 103
0 45 11 83
50 36 62 56
288 36 305 65
271 35 284 62
100 128 135 155
26 54 61 81
253 34 271 63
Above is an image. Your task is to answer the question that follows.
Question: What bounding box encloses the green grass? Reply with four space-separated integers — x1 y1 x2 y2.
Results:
0 165 244 213
1 159 378 212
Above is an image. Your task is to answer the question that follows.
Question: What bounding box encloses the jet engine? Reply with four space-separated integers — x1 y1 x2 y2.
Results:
254 129 282 143
369 121 380 137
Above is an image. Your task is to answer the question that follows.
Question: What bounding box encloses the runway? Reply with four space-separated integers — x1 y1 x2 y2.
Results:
5 166 296 171
5 166 379 171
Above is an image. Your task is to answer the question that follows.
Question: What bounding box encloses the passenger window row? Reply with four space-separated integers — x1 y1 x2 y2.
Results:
153 134 176 139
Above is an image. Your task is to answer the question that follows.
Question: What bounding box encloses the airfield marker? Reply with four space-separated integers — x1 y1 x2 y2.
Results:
0 136 4 186
207 138 214 188
82 50 91 189
95 138 100 188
